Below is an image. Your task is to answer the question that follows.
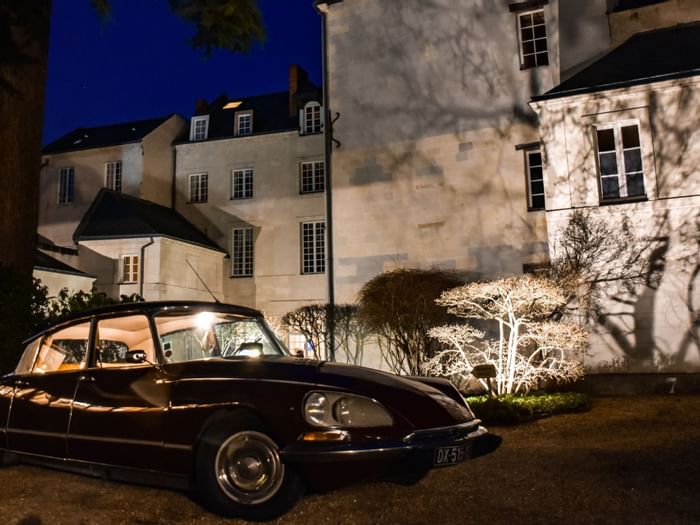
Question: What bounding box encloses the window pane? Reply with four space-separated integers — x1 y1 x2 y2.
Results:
532 11 545 24
531 194 545 209
534 25 546 39
624 149 642 174
597 129 615 151
621 125 640 148
96 315 154 366
521 27 534 41
599 152 618 175
522 41 535 55
531 180 544 194
535 39 548 53
523 55 536 68
529 166 543 182
601 177 620 199
520 13 533 27
627 173 645 197
537 53 549 66
529 152 542 166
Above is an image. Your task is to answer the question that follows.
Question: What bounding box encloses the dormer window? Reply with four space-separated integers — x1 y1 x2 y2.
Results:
301 102 323 135
236 111 253 136
190 115 209 141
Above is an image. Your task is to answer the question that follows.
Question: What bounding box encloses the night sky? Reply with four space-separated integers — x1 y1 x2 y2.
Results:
43 1 322 145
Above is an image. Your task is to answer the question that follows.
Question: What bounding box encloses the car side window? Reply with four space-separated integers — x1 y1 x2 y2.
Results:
15 338 41 375
95 315 155 367
32 321 91 374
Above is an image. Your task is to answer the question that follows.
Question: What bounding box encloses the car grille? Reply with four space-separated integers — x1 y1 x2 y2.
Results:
404 420 481 445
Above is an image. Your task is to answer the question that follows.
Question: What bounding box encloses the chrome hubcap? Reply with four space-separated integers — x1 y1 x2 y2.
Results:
215 431 284 505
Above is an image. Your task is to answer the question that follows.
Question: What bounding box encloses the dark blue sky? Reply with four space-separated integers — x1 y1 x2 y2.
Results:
43 1 322 144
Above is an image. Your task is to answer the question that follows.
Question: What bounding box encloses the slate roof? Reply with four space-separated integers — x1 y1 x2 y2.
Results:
34 250 92 277
534 22 700 101
74 189 224 253
43 115 179 154
180 84 322 144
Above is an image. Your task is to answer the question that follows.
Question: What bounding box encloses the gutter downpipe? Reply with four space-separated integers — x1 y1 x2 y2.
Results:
316 1 336 361
139 237 155 298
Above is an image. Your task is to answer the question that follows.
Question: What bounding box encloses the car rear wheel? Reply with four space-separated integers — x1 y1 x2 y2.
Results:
195 411 304 521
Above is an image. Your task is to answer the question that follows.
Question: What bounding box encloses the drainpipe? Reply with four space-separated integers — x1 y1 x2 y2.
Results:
139 237 155 298
316 1 336 361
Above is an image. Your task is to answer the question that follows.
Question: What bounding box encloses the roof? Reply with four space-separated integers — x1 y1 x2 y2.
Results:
534 22 700 101
180 87 322 144
34 250 92 277
43 115 179 154
73 189 225 253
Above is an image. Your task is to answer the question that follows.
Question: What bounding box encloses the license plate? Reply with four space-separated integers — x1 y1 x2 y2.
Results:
433 445 466 467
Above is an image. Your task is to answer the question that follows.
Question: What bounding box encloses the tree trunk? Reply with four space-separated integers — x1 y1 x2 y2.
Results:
0 1 52 371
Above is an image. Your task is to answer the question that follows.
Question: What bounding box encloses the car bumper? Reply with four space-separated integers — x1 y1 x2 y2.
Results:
280 419 500 464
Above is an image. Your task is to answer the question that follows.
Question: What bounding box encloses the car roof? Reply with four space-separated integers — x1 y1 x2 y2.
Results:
27 300 263 343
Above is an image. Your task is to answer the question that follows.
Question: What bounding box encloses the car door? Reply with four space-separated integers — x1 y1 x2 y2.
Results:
68 313 172 472
6 319 92 458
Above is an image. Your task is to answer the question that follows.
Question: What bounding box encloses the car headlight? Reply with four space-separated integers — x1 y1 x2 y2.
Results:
303 391 393 428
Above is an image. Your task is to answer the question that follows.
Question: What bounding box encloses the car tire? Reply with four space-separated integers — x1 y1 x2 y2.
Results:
195 411 305 521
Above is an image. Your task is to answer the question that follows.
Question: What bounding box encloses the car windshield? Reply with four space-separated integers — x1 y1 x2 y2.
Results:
154 311 287 363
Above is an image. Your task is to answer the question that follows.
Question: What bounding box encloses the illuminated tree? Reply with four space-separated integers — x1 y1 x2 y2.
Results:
424 275 586 395
0 0 264 371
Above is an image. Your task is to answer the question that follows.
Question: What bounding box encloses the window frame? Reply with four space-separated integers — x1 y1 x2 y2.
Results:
301 102 323 135
524 147 545 210
188 172 209 203
594 121 647 203
121 254 140 284
231 168 254 200
301 220 326 275
58 167 75 205
190 115 209 141
517 9 549 69
299 160 326 194
231 227 254 278
235 111 253 136
105 160 123 192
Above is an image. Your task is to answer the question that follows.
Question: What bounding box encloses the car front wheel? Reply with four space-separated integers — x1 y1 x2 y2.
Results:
195 412 304 520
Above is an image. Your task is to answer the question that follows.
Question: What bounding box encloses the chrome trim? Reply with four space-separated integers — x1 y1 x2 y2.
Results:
403 419 482 443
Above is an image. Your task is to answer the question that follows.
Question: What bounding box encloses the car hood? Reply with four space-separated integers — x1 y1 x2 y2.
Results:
165 356 474 430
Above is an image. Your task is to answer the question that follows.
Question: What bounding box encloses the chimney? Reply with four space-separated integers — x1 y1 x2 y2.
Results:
289 64 309 118
194 98 209 115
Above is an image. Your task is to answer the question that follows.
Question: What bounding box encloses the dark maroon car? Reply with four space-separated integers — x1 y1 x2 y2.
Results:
0 301 499 520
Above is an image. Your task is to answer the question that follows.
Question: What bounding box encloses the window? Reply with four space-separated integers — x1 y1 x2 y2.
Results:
301 221 325 274
232 227 253 277
105 161 122 192
58 167 74 205
236 112 253 136
525 148 545 210
595 123 646 201
31 321 91 373
190 115 209 141
95 315 154 367
302 102 323 134
300 160 325 194
518 10 548 68
232 168 254 199
121 255 139 283
189 173 208 203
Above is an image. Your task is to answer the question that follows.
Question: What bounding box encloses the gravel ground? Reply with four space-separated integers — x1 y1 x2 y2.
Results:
1 395 699 525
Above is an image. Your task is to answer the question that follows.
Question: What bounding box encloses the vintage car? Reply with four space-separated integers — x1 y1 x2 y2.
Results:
0 301 500 520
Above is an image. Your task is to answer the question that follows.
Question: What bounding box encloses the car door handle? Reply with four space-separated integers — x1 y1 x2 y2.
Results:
79 375 96 383
15 379 28 387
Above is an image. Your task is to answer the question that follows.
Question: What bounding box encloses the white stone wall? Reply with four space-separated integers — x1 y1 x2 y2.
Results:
322 0 589 304
141 115 187 206
33 269 95 298
39 143 143 247
534 78 700 372
78 237 225 302
174 131 326 316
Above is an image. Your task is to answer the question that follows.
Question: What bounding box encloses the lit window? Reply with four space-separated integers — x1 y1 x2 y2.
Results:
301 221 325 274
58 167 74 205
232 227 253 277
105 161 122 192
302 102 323 135
300 161 325 194
236 112 252 136
189 173 208 203
525 148 545 210
232 168 254 200
190 116 209 141
121 255 139 283
518 10 548 69
595 123 646 201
